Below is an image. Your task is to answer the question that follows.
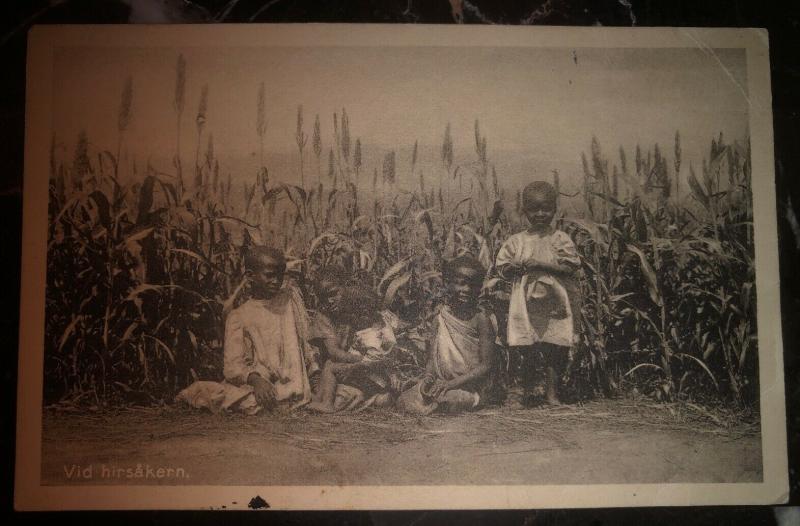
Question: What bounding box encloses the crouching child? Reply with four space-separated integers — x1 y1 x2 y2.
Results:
307 284 398 413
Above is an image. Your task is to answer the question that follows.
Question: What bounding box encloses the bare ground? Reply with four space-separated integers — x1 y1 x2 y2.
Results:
41 398 762 486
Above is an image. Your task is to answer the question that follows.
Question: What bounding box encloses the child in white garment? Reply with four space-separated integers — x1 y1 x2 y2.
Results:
495 181 581 406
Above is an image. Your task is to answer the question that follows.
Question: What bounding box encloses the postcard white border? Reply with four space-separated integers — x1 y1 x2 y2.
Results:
15 24 788 510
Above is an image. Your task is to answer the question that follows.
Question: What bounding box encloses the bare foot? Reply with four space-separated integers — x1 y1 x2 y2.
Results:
521 392 539 408
372 393 393 409
305 401 335 413
545 366 562 406
545 395 562 406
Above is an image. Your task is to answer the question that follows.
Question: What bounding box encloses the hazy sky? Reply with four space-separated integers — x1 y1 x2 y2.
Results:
52 45 749 191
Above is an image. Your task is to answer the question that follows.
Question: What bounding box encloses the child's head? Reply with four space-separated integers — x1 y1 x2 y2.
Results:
522 181 557 228
336 285 382 329
315 266 348 313
443 256 486 309
244 246 286 300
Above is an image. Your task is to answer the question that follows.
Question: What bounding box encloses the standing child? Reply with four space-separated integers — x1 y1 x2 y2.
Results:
495 181 581 406
398 256 496 414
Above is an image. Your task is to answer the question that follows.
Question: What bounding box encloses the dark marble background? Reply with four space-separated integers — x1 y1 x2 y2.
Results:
1 1 798 524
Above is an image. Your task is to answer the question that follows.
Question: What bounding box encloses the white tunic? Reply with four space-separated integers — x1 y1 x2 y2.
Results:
495 227 581 347
223 287 312 408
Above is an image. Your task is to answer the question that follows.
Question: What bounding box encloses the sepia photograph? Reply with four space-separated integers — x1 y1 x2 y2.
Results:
15 24 787 509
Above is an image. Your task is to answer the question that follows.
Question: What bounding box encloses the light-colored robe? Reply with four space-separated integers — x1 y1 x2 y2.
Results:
223 288 312 408
176 285 313 414
495 227 581 347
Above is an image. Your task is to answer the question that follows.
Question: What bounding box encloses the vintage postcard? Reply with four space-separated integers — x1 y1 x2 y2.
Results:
16 24 787 510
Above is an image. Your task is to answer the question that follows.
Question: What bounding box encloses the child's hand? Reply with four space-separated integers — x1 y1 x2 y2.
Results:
524 259 546 272
527 259 563 274
347 352 364 364
499 263 524 280
419 372 435 384
388 374 406 393
428 379 451 400
363 348 386 362
247 373 277 408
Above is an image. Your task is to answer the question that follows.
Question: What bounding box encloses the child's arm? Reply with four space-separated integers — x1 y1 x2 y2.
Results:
321 333 363 363
495 236 523 281
310 314 362 364
429 312 494 397
496 262 524 281
526 231 581 277
419 338 436 383
222 311 277 407
307 361 348 413
525 259 575 277
223 310 267 385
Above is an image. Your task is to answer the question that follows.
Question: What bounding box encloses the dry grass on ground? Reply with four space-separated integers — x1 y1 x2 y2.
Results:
43 397 760 451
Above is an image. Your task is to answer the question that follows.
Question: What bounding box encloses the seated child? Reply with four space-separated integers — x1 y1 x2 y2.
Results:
495 180 581 406
223 246 313 411
307 284 398 413
397 256 496 414
307 268 360 368
177 246 313 414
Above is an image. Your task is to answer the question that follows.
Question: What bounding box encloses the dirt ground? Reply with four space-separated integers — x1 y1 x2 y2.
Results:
41 398 762 486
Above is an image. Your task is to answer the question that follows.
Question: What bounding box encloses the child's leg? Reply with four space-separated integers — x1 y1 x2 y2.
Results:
519 346 539 405
437 389 480 413
542 343 568 405
307 362 348 412
349 361 394 408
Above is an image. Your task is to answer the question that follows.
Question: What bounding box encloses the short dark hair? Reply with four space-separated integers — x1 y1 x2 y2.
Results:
522 181 557 209
316 266 348 288
443 255 486 285
243 246 286 273
337 284 382 327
